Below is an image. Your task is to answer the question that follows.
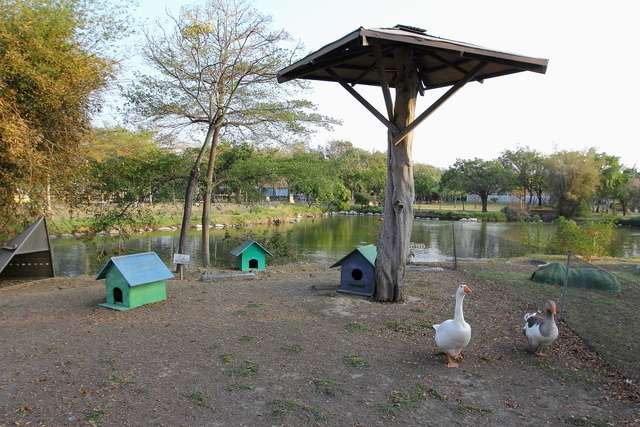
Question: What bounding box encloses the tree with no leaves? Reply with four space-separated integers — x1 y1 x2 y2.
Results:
125 0 336 266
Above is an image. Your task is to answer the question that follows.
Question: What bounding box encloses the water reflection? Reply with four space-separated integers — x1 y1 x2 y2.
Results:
49 215 640 277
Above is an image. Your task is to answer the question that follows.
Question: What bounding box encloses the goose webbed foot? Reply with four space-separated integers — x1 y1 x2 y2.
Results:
445 353 460 368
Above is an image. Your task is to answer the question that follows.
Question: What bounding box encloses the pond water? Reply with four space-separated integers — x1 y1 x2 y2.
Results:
50 215 640 277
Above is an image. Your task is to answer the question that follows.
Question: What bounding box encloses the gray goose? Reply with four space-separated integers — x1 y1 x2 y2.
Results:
522 300 559 356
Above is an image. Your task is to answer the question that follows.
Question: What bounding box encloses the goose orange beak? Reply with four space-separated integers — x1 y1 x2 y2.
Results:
463 285 471 293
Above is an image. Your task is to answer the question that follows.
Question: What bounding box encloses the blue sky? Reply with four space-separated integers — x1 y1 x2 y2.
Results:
128 0 639 169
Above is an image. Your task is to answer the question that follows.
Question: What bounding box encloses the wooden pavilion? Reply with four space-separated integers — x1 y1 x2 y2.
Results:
278 25 548 301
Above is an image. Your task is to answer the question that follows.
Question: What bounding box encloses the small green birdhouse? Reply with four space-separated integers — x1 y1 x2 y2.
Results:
96 252 173 310
331 244 377 296
230 239 272 271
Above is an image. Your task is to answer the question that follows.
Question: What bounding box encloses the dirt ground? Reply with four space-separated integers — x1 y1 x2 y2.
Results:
1 262 638 426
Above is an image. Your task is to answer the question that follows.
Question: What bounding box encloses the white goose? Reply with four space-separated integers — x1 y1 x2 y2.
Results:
433 284 472 368
522 300 559 356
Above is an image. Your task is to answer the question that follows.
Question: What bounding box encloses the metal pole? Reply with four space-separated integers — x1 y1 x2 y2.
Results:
452 223 458 270
560 251 570 320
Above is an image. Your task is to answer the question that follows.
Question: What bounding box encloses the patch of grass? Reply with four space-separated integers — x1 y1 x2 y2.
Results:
87 408 107 422
411 307 427 313
313 379 345 397
232 309 248 316
281 344 304 354
564 414 611 426
416 320 433 328
99 358 116 365
461 258 640 382
385 318 433 332
308 405 333 421
344 321 369 332
270 399 302 418
239 334 258 342
530 351 596 385
378 390 426 418
269 399 332 421
416 383 447 401
344 353 370 368
208 342 222 350
0 303 13 313
134 386 150 395
455 403 493 414
99 374 127 389
552 369 596 385
228 381 253 391
63 359 81 366
228 360 261 377
187 389 211 406
220 353 236 364
247 303 264 308
385 320 414 332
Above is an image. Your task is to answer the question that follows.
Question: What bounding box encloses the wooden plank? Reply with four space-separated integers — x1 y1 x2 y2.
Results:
326 67 399 134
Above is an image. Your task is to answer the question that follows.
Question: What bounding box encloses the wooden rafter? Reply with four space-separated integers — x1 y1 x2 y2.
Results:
393 61 488 145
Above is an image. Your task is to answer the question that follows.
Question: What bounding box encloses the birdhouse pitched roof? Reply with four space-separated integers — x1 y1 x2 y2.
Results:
331 244 377 268
95 252 173 286
230 239 273 257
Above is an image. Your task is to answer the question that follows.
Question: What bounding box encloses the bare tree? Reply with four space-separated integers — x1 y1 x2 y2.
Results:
125 0 334 266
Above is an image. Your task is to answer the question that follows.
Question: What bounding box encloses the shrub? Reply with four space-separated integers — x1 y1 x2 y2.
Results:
549 217 615 261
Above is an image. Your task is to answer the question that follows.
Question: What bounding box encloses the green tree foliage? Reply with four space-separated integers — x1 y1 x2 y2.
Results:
594 153 636 215
78 127 192 236
443 158 506 212
0 0 129 240
621 172 640 214
323 140 386 204
499 146 546 207
413 163 442 202
89 131 188 205
281 149 348 209
544 149 603 218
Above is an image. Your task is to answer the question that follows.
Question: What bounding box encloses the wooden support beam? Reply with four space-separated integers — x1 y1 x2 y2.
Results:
372 44 394 120
392 61 487 145
326 67 399 134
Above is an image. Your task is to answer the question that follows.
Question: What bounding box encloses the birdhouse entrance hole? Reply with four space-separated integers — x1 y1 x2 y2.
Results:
113 287 123 303
249 259 259 269
351 268 363 281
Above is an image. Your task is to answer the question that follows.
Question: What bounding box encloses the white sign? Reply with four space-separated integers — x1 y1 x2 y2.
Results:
173 254 191 265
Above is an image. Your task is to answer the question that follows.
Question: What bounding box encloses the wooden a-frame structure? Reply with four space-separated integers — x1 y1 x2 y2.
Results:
0 215 54 279
278 25 548 302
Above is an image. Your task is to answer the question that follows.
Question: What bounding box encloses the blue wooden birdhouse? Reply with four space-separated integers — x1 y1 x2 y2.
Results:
96 252 173 310
230 239 272 271
331 244 377 296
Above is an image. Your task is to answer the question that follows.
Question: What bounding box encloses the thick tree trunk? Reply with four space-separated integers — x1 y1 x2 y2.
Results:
177 125 215 268
202 126 221 268
373 47 418 302
177 166 200 260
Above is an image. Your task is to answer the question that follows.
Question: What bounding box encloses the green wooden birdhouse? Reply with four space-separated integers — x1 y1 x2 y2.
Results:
230 239 272 271
96 252 173 310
